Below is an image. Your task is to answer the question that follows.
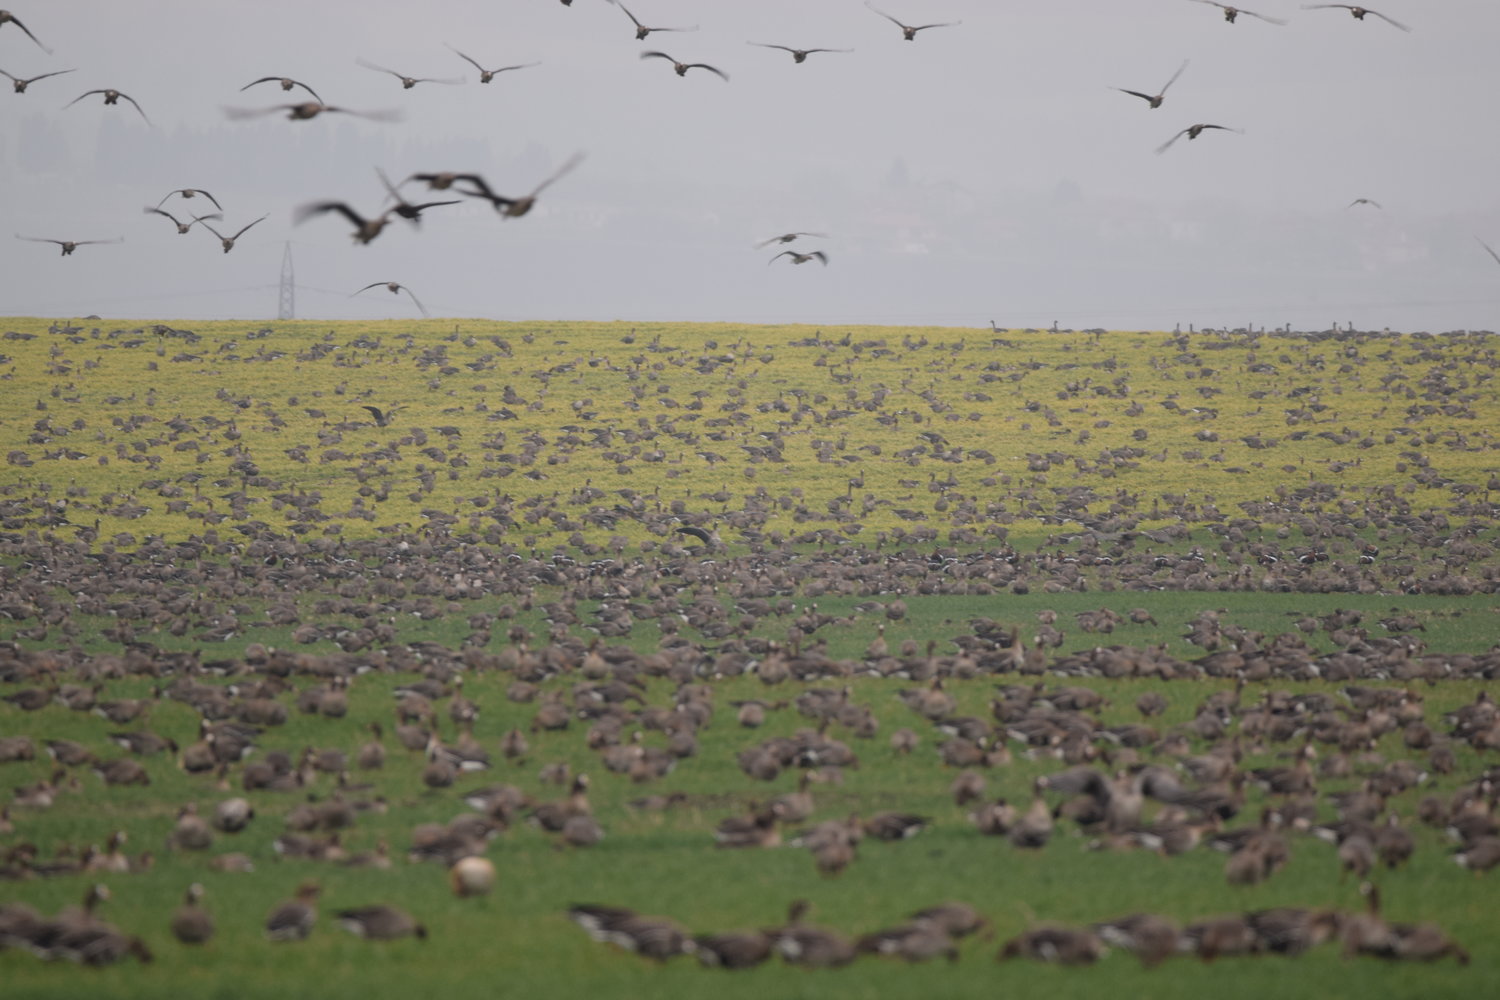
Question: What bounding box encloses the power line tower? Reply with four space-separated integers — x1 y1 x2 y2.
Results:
277 241 296 320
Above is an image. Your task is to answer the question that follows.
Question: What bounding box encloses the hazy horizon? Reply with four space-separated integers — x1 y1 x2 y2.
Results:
3 0 1497 331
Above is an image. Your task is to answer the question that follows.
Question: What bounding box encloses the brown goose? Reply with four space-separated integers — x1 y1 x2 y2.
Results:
294 202 397 244
865 3 960 40
615 3 698 40
200 215 267 254
144 206 221 234
356 57 464 89
445 45 539 83
2 67 73 93
772 899 857 968
1301 4 1410 30
1478 237 1500 268
375 167 460 225
353 281 429 318
335 905 427 940
1190 1 1287 24
0 10 49 52
225 102 401 122
1116 60 1188 109
265 881 320 941
858 921 958 962
356 722 386 770
996 925 1105 964
640 51 728 81
568 904 696 961
15 234 123 256
170 884 214 944
749 43 852 63
155 187 222 211
770 249 828 266
454 153 583 219
694 928 773 969
1156 123 1243 154
64 88 150 123
240 76 322 102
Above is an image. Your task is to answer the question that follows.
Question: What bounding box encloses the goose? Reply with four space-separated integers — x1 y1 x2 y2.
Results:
529 773 592 831
749 43 852 63
1453 835 1500 872
335 905 427 940
1476 237 1500 268
265 882 320 941
865 3 960 40
212 797 254 833
375 167 460 225
1244 906 1341 955
858 921 958 962
640 51 729 81
0 10 49 51
1116 60 1188 109
567 904 696 961
356 57 464 89
15 234 123 256
1190 1 1287 24
200 215 267 254
2 67 73 93
155 188 223 211
1348 198 1383 209
353 281 429 318
225 101 400 122
770 250 828 266
1091 913 1179 967
64 88 150 123
449 855 496 897
772 899 857 968
714 802 783 848
863 811 928 840
1009 782 1055 848
561 813 605 848
144 206 221 234
170 884 214 944
757 231 827 248
445 45 539 83
240 76 322 102
614 3 698 40
694 928 773 969
452 153 584 218
169 804 214 851
996 925 1105 964
1301 4 1410 30
357 722 386 769
294 201 397 244
1156 123 1243 154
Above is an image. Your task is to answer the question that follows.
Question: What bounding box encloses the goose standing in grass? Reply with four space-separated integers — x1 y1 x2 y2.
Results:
2 67 72 93
568 904 696 961
64 88 151 123
336 905 427 940
772 899 857 968
266 882 320 941
170 884 214 945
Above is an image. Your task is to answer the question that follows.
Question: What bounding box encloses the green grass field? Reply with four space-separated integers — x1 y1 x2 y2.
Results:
2 319 1498 998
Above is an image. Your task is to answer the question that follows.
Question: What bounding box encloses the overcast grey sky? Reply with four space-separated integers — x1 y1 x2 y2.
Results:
3 0 1497 331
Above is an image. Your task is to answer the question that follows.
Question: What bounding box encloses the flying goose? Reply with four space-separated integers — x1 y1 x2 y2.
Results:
770 250 828 266
757 231 827 248
156 187 223 212
1190 1 1287 24
614 3 698 40
453 153 583 218
170 884 214 944
353 281 429 317
1347 198 1382 209
15 235 123 256
356 57 464 89
64 88 151 123
865 3 960 40
1301 4 1410 30
225 102 400 122
294 201 397 244
2 67 73 93
200 215 267 253
1475 237 1500 268
749 43 853 63
240 76 322 102
143 206 221 234
640 51 728 81
0 11 49 52
1156 123 1243 154
445 45 539 83
1116 60 1188 109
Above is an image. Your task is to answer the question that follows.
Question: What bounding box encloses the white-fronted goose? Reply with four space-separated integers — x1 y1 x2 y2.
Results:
356 57 464 89
353 281 429 318
144 206 221 234
694 929 773 969
749 43 851 63
294 202 397 244
64 88 150 123
15 234 123 256
375 167 460 225
2 67 72 93
454 153 583 219
335 905 427 940
240 76 322 102
1091 912 1179 967
865 3 960 40
200 216 266 253
0 10 49 52
996 925 1105 964
568 904 696 961
1156 123 1243 154
1116 60 1188 109
770 250 827 266
772 899 857 968
640 51 728 81
225 102 400 122
445 45 539 83
1190 1 1287 24
1302 4 1410 30
615 4 698 40
170 884 214 944
265 881 320 941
